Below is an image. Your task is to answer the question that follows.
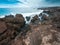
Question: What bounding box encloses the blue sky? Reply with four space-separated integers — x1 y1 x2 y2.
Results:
0 0 60 8
45 0 60 3
0 0 22 4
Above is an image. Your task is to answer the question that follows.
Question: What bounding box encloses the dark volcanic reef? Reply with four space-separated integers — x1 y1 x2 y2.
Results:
0 7 60 45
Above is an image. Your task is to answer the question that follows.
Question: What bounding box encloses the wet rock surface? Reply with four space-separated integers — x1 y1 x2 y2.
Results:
0 7 60 45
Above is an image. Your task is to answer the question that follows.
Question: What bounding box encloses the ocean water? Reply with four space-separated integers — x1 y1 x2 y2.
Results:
0 8 43 18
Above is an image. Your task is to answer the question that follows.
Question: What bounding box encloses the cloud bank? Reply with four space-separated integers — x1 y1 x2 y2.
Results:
0 0 60 8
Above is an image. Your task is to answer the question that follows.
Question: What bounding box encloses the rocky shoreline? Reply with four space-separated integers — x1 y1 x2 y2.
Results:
0 7 60 45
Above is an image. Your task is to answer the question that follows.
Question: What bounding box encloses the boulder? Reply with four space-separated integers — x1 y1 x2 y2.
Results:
4 14 25 30
41 14 49 20
31 15 40 24
0 14 26 45
26 16 31 21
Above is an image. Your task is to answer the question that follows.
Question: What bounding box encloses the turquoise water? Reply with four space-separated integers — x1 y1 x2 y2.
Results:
0 8 11 16
0 8 38 15
0 8 43 18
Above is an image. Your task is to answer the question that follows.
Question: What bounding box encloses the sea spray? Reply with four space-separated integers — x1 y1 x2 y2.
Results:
22 10 43 24
0 9 43 24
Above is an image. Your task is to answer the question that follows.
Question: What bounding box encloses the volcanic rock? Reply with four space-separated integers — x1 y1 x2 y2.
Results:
31 15 40 24
0 7 60 45
0 14 26 45
26 16 31 21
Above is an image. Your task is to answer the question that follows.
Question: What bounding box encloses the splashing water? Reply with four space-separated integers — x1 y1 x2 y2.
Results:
22 10 43 24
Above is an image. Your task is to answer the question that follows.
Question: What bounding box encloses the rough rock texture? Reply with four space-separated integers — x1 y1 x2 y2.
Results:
0 21 7 34
31 15 40 24
0 7 60 45
0 14 25 45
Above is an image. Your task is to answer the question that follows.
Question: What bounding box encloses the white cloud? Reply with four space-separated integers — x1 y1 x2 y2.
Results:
18 0 47 8
0 0 45 8
0 0 60 8
18 0 27 4
0 3 29 8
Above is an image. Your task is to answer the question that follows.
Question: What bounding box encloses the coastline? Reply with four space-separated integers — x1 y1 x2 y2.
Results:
0 7 60 45
0 8 43 18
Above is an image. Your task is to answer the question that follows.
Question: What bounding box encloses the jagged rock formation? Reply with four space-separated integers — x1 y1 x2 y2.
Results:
0 14 25 45
0 7 60 45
